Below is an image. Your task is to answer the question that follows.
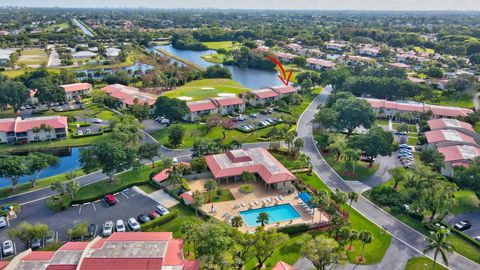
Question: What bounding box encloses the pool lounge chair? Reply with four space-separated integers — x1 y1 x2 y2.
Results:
241 202 246 207
279 195 284 201
250 202 255 207
254 201 259 205
267 198 272 203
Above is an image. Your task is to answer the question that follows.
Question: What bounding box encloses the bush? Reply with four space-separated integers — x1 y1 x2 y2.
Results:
278 224 310 235
407 211 424 221
369 186 405 208
181 178 190 191
71 180 149 205
140 210 179 231
239 184 254 194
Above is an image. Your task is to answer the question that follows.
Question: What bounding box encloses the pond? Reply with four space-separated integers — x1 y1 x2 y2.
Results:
0 147 83 188
153 45 284 90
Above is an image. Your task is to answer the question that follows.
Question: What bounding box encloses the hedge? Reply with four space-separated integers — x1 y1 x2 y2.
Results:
141 210 179 231
70 179 149 205
277 223 310 235
450 226 480 249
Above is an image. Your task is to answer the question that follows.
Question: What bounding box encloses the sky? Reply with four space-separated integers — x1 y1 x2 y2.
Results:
1 0 480 11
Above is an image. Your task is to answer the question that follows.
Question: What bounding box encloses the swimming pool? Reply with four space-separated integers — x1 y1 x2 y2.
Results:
239 204 301 227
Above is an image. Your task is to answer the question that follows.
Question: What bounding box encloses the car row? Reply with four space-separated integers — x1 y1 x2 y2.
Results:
155 116 171 125
454 220 472 231
397 144 415 168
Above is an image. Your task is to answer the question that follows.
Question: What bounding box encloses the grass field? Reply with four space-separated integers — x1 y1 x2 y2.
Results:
429 93 474 109
405 256 447 270
17 49 48 66
137 184 159 194
163 79 251 101
200 53 225 64
203 188 235 203
321 151 379 181
201 41 234 50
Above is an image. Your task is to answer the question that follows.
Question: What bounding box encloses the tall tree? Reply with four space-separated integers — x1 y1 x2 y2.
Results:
326 135 347 161
167 165 182 189
333 97 376 137
26 152 59 187
349 126 394 165
110 114 144 147
0 80 29 112
191 190 204 218
138 143 161 168
231 216 243 229
423 229 453 270
8 222 49 246
301 234 346 270
66 179 80 199
419 148 445 172
204 179 218 203
232 230 255 270
390 167 408 189
168 124 185 146
253 227 288 269
359 231 372 261
348 192 359 206
154 96 189 121
31 77 65 104
180 220 199 257
0 156 29 189
256 212 269 227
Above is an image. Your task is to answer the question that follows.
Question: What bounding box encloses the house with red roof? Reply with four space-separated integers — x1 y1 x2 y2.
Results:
428 118 478 138
275 52 297 63
438 145 480 176
359 46 381 57
425 129 479 148
389 62 410 70
244 88 280 106
101 84 158 113
61 83 92 101
151 168 172 187
271 85 299 99
3 232 198 270
0 116 68 144
211 96 245 115
184 99 218 122
346 55 375 65
306 58 336 70
205 147 296 191
325 40 347 51
180 191 193 205
272 261 299 270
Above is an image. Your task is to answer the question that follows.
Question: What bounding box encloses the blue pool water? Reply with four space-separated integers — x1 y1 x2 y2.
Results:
239 204 301 227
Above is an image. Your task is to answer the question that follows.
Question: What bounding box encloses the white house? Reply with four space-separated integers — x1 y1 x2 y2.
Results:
106 48 121 58
306 58 336 70
72 51 97 59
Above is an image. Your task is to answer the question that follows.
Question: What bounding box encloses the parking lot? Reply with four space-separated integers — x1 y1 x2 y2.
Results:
234 112 281 131
446 213 480 238
0 187 159 255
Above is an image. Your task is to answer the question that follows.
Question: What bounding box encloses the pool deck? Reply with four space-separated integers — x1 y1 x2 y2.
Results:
190 179 330 232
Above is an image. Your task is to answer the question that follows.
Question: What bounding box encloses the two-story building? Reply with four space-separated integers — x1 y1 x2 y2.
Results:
0 116 68 144
212 96 245 115
101 84 158 113
61 83 93 101
306 58 336 70
183 99 218 122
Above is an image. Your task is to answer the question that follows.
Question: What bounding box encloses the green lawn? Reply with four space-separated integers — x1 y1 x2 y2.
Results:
392 122 417 133
163 79 251 101
0 169 85 199
451 189 480 214
201 41 234 50
376 118 389 127
17 49 48 66
430 94 474 109
270 151 310 170
137 183 159 194
203 189 235 203
148 204 197 238
21 49 46 55
322 151 379 181
200 53 225 64
405 256 447 270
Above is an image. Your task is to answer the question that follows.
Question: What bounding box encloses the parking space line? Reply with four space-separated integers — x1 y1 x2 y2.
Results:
95 200 101 203
120 191 129 199
92 202 96 211
78 205 82 214
102 199 109 207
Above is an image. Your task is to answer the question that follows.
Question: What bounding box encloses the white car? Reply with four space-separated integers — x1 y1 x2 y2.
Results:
115 219 126 232
92 118 103 124
103 221 113 236
235 115 246 121
155 205 169 216
474 235 480 242
161 118 170 124
0 216 7 228
172 157 178 165
77 130 84 136
2 240 13 256
127 218 141 231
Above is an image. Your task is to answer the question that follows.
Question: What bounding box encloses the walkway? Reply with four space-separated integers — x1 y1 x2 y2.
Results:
297 86 478 270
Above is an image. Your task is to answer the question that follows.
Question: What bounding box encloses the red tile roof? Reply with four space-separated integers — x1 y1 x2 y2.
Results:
0 118 16 132
389 62 410 69
152 169 171 183
272 261 298 270
428 118 474 132
46 265 77 270
180 191 193 202
306 58 336 68
14 116 67 133
22 251 56 261
425 130 476 144
187 100 217 113
212 96 244 107
61 83 92 93
59 241 89 251
80 258 163 270
164 239 184 266
438 145 480 163
107 232 172 242
205 148 296 184
272 86 297 95
253 89 279 99
101 84 157 106
91 238 107 249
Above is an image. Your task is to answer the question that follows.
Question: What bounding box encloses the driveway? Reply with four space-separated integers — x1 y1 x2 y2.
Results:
0 187 159 253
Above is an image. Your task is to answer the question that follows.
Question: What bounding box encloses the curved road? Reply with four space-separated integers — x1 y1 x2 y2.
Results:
297 86 478 270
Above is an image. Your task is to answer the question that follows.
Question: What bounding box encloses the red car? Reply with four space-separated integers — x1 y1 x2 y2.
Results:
104 194 117 206
148 211 160 220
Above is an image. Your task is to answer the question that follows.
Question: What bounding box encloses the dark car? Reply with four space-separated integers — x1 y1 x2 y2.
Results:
104 194 117 206
148 211 160 220
87 224 96 238
30 238 41 250
137 214 151 224
454 220 472 231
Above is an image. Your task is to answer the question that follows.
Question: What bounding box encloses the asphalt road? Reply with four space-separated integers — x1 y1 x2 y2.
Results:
297 86 479 270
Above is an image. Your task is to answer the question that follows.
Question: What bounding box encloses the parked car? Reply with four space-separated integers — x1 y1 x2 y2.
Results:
258 121 268 127
155 116 164 122
2 240 13 256
85 128 92 135
474 235 480 242
172 157 178 165
20 106 26 111
87 224 96 238
127 218 141 231
25 105 31 109
398 153 413 158
148 211 160 220
104 194 117 206
249 113 257 118
77 130 84 136
399 144 411 149
235 115 246 121
395 131 407 135
45 231 55 245
454 220 472 231
161 118 170 124
30 238 41 250
137 214 151 224
241 125 251 131
115 220 126 232
155 205 169 216
0 216 7 228
103 221 113 236
92 118 103 124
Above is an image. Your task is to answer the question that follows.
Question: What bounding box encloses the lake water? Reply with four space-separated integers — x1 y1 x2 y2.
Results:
154 45 284 90
0 147 83 188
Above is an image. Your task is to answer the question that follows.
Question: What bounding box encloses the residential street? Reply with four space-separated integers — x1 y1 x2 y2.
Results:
297 86 479 270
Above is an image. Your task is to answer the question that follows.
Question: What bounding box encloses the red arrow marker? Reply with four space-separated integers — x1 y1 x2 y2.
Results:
266 56 293 86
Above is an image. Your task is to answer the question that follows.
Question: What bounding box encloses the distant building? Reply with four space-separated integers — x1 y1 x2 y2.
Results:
438 145 480 176
346 55 375 65
101 84 157 113
106 47 121 58
326 41 347 51
205 147 296 191
72 51 97 59
389 62 411 70
0 49 14 65
244 88 280 107
275 52 297 63
0 116 68 144
425 129 478 148
61 83 93 101
359 47 381 57
211 96 246 115
184 99 218 122
1 232 199 270
306 58 336 70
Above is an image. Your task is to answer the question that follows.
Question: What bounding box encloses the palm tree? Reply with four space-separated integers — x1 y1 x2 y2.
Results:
348 192 359 206
359 231 372 261
331 188 347 207
168 166 182 189
326 135 347 161
191 191 204 218
180 221 198 257
256 212 269 226
423 229 453 270
347 229 359 251
309 191 329 224
343 148 361 174
231 216 243 228
204 179 217 203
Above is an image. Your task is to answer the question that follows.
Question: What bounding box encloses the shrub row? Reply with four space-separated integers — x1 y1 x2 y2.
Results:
141 210 179 231
70 180 149 205
277 223 310 235
450 226 480 249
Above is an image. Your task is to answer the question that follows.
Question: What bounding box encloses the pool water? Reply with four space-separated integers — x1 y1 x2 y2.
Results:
239 204 301 227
